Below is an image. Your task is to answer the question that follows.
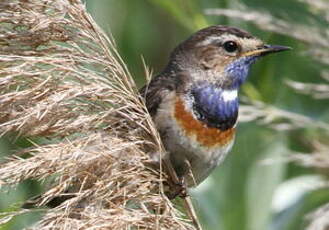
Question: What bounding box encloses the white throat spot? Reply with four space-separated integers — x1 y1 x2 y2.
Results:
221 90 238 102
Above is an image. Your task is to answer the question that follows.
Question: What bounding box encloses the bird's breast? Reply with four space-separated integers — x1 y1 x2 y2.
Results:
171 96 236 185
153 91 237 186
174 97 236 147
191 83 239 131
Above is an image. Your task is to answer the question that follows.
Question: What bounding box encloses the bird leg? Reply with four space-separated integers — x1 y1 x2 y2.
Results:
161 156 189 199
165 177 188 199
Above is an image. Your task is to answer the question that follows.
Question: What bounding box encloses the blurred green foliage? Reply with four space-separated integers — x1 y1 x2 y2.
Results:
1 0 328 229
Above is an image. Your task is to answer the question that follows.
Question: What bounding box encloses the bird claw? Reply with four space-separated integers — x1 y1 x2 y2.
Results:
165 178 188 199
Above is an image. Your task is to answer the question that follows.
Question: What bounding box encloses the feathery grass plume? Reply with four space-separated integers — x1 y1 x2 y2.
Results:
306 203 329 230
285 73 329 99
0 0 196 229
206 3 329 229
288 142 329 169
239 99 329 131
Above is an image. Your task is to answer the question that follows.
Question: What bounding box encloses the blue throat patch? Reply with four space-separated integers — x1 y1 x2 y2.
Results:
224 56 257 89
191 56 257 130
191 84 239 131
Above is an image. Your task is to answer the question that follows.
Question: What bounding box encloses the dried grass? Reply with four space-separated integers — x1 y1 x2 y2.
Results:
286 76 329 99
306 203 329 230
0 1 195 229
239 99 329 131
288 142 329 169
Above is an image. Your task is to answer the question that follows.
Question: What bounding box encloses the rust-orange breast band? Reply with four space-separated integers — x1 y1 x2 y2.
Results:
174 98 235 147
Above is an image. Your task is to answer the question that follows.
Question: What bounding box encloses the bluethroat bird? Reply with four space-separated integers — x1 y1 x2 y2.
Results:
140 25 290 189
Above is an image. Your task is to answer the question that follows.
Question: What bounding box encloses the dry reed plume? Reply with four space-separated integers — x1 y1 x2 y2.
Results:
0 1 196 229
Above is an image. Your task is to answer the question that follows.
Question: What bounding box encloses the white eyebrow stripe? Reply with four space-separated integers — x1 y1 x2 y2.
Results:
196 36 221 46
221 90 238 102
196 34 239 47
196 34 263 51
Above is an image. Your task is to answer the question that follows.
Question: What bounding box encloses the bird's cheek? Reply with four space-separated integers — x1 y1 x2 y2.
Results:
212 57 231 72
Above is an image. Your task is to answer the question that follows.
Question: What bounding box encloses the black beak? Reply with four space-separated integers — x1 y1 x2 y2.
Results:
243 44 291 57
260 44 292 56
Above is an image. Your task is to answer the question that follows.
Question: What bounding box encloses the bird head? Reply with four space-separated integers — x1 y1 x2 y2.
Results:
168 25 290 90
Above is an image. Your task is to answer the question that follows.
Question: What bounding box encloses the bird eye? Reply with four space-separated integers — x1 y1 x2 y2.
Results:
223 41 238 53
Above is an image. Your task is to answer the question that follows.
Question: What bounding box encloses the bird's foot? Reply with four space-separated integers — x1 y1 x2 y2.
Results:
165 178 188 199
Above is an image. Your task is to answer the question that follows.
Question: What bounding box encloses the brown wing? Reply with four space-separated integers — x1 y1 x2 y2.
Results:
139 73 177 117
